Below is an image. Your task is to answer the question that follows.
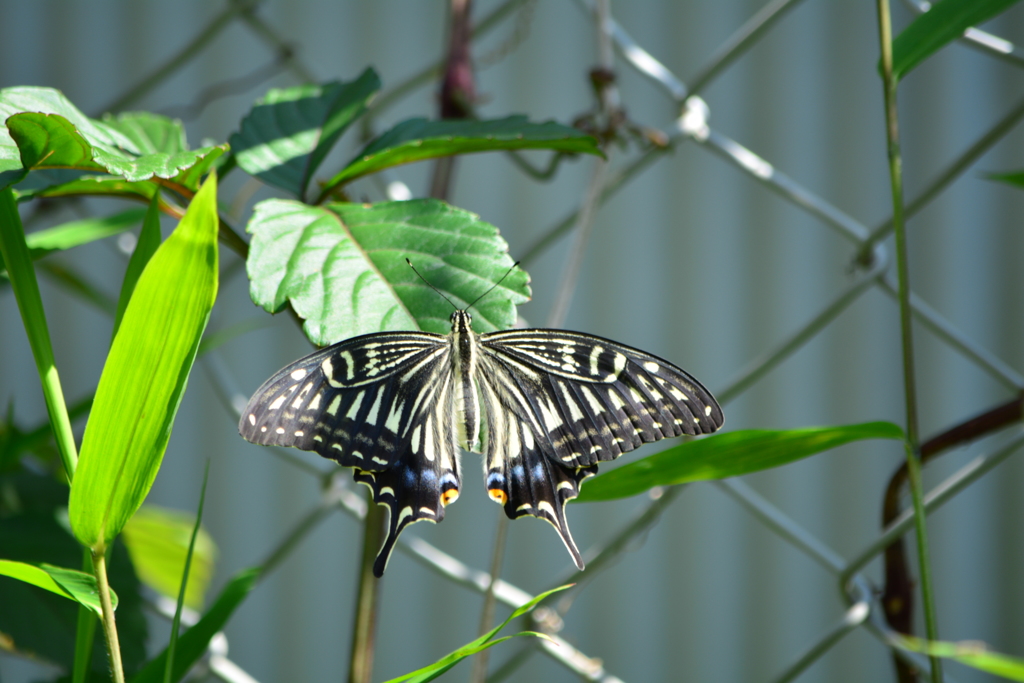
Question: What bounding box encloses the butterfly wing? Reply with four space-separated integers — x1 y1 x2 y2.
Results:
239 331 462 576
476 329 723 568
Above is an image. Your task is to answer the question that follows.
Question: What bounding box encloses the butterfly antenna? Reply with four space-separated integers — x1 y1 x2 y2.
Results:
468 261 520 310
406 258 460 310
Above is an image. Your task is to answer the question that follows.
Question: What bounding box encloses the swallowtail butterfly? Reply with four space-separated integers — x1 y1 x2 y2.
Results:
240 276 723 576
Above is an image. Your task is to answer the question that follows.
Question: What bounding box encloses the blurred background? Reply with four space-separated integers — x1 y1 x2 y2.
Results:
2 1 1024 681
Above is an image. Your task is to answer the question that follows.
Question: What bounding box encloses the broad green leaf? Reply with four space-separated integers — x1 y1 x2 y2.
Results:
113 195 162 338
245 197 530 344
231 68 380 198
894 634 1024 680
0 472 149 673
69 174 219 551
320 115 601 197
892 0 1020 80
8 112 227 184
0 560 113 616
382 585 569 683
576 422 905 503
103 112 188 155
120 504 217 610
129 567 261 683
0 86 139 187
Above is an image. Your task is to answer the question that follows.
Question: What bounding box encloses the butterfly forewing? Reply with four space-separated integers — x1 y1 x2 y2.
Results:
240 311 723 576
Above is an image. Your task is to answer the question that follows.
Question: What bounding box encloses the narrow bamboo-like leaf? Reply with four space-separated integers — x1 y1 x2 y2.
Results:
231 69 381 198
0 560 114 616
129 567 261 683
986 169 1024 188
120 504 217 611
891 0 1019 80
576 422 905 502
113 196 162 338
320 116 601 197
0 188 79 478
68 174 219 551
894 634 1024 680
245 198 530 344
14 175 159 204
164 462 211 683
382 585 569 683
0 208 146 276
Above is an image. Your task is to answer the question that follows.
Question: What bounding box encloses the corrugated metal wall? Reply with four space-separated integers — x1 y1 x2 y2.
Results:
2 1 1024 681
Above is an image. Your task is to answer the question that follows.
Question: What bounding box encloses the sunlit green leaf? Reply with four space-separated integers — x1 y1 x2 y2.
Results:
69 174 219 551
103 112 188 155
120 504 217 610
0 560 113 616
245 198 530 345
113 195 162 338
320 115 601 197
382 585 569 683
891 0 1019 79
232 68 380 198
576 422 905 503
129 567 261 683
894 634 1024 680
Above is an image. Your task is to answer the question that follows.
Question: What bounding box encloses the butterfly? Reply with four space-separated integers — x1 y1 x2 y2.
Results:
239 269 723 577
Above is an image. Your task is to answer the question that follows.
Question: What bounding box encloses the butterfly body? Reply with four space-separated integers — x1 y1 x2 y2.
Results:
240 309 723 576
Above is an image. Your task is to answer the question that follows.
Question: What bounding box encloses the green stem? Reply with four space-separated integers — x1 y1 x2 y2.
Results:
93 549 125 683
0 189 78 480
348 491 386 683
874 2 942 681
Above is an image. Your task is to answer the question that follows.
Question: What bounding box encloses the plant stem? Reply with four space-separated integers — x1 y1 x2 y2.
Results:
874 1 942 681
469 513 509 683
348 490 386 683
93 549 125 683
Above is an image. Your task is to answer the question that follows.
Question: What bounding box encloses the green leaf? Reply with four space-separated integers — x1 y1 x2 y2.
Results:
113 195 162 338
0 86 140 187
245 197 530 345
0 207 146 276
102 112 189 155
68 174 219 551
0 471 149 674
13 174 160 203
0 188 80 478
985 169 1024 189
129 567 261 683
27 208 147 257
120 504 217 611
893 634 1024 680
891 0 1020 80
0 560 113 616
576 422 905 503
382 585 570 683
8 111 228 184
320 115 601 197
231 68 381 198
